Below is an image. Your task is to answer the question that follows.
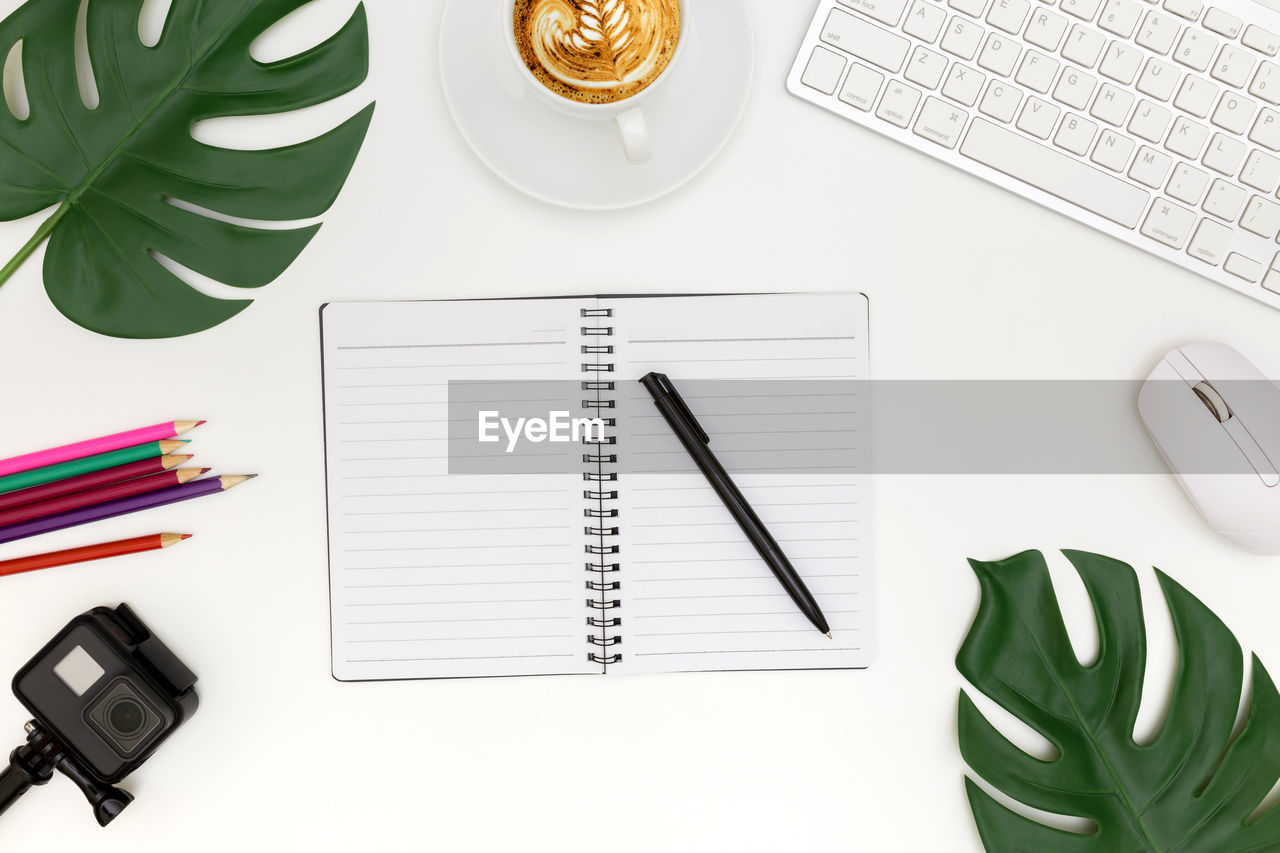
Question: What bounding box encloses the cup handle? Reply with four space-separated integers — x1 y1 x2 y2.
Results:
616 107 652 165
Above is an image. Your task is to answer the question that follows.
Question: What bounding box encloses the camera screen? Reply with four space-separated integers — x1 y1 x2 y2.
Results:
52 646 105 697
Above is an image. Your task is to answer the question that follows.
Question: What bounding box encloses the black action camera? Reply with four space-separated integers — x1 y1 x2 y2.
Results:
0 605 198 827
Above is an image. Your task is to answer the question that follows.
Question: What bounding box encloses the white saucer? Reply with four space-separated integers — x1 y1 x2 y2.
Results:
439 0 755 211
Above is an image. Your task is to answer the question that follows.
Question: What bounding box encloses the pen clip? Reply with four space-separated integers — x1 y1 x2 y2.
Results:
644 373 710 445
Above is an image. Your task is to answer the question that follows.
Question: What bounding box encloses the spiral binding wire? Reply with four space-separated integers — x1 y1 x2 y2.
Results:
581 308 622 665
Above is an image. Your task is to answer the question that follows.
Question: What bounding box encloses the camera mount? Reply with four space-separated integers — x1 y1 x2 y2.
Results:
0 721 133 827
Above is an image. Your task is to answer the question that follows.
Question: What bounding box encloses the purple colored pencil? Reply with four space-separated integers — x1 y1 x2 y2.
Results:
0 475 255 546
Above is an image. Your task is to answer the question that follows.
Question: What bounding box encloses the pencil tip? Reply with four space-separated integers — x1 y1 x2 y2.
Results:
200 467 211 474
195 420 206 427
180 534 193 540
220 474 258 489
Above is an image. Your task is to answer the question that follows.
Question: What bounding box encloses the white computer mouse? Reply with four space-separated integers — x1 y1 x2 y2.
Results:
1139 342 1280 555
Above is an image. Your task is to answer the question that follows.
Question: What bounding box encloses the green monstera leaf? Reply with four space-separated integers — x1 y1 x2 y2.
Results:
957 550 1280 852
0 0 373 338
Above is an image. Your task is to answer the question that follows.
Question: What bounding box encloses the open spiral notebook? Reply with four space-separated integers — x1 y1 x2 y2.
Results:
321 293 872 680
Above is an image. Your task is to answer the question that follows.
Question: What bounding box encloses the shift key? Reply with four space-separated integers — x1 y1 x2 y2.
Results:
821 9 911 73
959 118 1151 228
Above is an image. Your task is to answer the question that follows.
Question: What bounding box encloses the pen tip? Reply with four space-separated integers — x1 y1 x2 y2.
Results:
825 632 833 640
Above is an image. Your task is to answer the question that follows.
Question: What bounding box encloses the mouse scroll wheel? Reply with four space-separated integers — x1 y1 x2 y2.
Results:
1193 381 1233 423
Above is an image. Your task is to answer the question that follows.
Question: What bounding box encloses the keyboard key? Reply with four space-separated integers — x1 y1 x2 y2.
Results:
1249 108 1280 149
1225 252 1263 281
822 9 912 72
1202 132 1246 173
1100 41 1144 83
960 117 1152 226
1167 116 1210 159
1025 8 1069 49
1016 50 1061 91
1129 145 1173 186
1129 100 1172 140
1055 113 1099 153
913 95 970 146
1137 10 1180 54
840 0 911 26
980 79 1025 120
943 63 987 104
1063 25 1108 66
802 46 848 94
904 0 949 41
840 63 887 110
1091 82 1135 124
1054 68 1098 108
906 46 950 88
1174 75 1220 116
987 0 1031 31
1017 95 1062 136
1243 25 1280 57
1202 7 1242 38
877 80 924 126
1241 195 1280 237
1241 150 1280 192
1249 62 1280 104
1162 0 1202 20
1167 162 1211 202
1173 29 1219 71
1092 128 1136 169
1142 198 1197 247
1211 45 1255 88
1210 92 1256 133
1202 177 1247 218
1061 0 1104 21
1137 57 1181 100
1187 218 1233 264
978 33 1022 75
950 0 989 17
942 16 986 59
1099 0 1142 36
1265 268 1280 293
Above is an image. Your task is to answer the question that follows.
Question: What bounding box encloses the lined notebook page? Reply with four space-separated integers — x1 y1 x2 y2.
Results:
610 294 872 674
322 300 598 681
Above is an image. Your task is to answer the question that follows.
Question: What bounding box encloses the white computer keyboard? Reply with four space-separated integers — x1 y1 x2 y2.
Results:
789 0 1280 309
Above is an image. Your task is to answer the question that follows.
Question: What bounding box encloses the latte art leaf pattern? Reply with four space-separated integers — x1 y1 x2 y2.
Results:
514 0 681 104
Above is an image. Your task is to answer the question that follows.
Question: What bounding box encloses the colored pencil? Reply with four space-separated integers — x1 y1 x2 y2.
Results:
0 454 192 513
0 421 204 479
0 534 191 578
0 440 189 496
0 475 255 545
0 468 208 528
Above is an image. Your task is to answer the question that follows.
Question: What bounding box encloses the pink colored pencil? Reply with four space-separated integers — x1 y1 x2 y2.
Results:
0 421 205 479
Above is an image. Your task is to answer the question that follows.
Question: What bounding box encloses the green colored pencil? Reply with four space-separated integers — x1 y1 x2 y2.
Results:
0 440 189 496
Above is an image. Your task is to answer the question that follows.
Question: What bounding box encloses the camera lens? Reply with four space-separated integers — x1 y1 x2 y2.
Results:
107 698 146 737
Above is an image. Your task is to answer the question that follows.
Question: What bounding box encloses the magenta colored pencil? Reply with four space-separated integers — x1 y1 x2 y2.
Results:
0 421 204 479
0 475 254 546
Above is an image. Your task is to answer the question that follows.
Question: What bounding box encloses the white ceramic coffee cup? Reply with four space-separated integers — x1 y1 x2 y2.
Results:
503 0 689 165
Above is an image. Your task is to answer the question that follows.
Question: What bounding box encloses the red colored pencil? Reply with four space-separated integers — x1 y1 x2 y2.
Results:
0 534 191 578
0 468 208 528
0 454 192 513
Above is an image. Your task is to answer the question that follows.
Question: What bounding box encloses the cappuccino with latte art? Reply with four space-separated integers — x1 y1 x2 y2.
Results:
513 0 682 105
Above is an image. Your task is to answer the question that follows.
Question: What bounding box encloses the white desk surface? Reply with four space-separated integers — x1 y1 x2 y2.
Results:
1 1 1278 850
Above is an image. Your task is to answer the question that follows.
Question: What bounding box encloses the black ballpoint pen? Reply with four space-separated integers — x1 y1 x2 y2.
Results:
640 372 832 638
